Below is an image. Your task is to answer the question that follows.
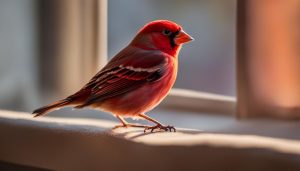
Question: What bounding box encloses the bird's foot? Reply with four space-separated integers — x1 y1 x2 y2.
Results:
144 124 176 133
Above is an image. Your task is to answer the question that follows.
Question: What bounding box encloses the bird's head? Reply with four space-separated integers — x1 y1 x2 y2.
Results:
131 20 194 56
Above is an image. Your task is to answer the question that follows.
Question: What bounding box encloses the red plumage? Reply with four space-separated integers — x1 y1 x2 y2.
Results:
33 20 193 132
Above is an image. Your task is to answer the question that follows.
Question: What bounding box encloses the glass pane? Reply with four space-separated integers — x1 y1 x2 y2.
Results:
108 0 236 96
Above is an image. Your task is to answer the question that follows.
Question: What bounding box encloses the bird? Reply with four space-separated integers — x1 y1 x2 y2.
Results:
32 20 193 132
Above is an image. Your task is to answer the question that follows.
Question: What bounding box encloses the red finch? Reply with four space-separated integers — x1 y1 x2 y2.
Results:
33 20 193 132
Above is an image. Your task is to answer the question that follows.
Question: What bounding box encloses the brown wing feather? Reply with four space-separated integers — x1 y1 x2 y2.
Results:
75 66 164 108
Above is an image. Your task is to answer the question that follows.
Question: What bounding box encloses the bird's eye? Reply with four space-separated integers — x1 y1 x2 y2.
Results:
162 29 172 36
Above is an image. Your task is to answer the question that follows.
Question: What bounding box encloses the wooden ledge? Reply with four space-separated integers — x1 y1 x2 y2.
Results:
0 110 300 171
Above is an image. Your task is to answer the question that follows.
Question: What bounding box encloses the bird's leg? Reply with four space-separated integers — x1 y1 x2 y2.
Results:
138 114 176 133
113 115 150 129
113 115 128 129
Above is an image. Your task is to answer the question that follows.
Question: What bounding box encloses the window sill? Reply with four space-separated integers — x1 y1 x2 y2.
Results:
161 88 236 115
0 110 300 171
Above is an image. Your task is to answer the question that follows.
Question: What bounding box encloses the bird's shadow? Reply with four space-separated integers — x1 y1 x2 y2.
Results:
110 127 204 140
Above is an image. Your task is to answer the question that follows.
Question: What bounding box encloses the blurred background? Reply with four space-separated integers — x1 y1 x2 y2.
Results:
0 0 236 112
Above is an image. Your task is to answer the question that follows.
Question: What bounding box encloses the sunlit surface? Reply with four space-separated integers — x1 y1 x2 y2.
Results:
1 109 300 170
1 109 300 151
30 107 300 141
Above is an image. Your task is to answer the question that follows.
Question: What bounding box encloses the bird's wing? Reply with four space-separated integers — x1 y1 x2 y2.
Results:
76 46 169 107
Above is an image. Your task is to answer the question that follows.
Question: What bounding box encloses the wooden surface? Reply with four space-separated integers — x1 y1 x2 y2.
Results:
0 110 300 171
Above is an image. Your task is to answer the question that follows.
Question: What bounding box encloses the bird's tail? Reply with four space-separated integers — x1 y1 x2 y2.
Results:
32 99 70 117
32 89 91 117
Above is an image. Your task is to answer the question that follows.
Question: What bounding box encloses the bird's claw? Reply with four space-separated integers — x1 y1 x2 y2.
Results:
144 124 176 133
